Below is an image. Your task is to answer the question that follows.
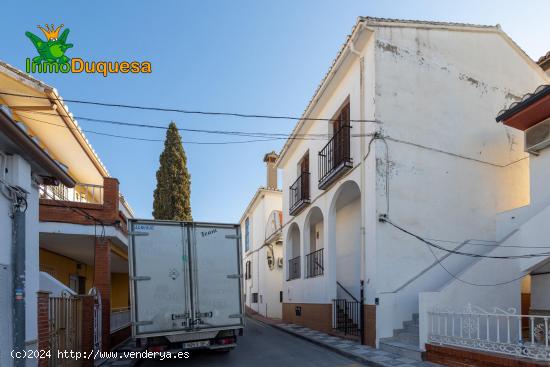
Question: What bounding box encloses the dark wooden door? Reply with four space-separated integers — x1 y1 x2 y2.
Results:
300 154 309 199
333 104 350 167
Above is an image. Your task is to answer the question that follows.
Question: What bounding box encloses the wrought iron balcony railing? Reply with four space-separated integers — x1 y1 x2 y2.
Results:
289 172 310 216
305 248 324 278
287 256 301 281
318 125 352 189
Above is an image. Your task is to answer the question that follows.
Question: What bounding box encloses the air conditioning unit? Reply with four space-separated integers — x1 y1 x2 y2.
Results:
525 117 550 153
277 257 283 268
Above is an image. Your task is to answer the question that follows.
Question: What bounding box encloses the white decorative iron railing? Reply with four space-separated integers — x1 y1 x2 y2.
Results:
110 307 131 333
428 304 550 361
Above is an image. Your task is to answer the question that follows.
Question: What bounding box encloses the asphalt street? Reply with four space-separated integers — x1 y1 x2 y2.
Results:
139 317 361 366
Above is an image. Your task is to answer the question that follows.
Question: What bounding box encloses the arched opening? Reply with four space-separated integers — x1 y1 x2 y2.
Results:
304 207 324 278
331 180 361 299
286 223 301 280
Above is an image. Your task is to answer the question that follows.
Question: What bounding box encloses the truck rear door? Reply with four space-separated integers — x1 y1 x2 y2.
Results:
190 223 243 329
130 221 191 336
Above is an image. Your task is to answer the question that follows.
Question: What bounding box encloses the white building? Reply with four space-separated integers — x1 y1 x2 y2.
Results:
0 106 75 366
241 152 284 319
418 55 549 365
276 16 548 361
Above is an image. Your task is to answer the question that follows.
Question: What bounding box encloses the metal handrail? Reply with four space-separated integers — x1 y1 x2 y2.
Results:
336 281 359 303
40 182 104 204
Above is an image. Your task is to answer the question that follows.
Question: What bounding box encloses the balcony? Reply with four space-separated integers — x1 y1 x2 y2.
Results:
287 256 301 281
289 172 311 216
318 125 353 190
39 182 104 204
305 248 324 278
39 177 129 234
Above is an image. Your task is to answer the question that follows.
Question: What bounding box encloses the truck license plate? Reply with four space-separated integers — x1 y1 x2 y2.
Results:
184 340 210 349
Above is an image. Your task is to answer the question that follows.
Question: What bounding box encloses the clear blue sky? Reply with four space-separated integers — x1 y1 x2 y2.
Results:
3 0 548 222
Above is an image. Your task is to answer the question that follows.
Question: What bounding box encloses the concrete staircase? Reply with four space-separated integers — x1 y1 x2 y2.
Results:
379 313 423 361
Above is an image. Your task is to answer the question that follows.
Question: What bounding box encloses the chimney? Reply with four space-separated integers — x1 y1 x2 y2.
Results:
263 151 279 189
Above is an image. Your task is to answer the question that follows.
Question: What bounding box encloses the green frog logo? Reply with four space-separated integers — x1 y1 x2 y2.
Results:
25 24 73 65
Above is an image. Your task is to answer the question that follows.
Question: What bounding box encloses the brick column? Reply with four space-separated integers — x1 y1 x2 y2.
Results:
37 291 51 367
80 295 94 367
102 177 119 222
94 237 111 351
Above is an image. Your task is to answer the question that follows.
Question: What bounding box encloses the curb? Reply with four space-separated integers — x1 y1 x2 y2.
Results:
261 321 384 367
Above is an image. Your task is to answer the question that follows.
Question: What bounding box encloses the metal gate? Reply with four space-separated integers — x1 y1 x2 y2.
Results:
48 292 82 367
88 287 102 358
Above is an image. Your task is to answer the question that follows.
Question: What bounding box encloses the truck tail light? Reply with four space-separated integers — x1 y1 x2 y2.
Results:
217 337 235 345
148 345 166 352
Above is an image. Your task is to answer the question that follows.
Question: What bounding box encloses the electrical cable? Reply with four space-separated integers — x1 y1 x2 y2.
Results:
16 112 288 144
379 216 538 286
0 91 379 123
379 216 550 259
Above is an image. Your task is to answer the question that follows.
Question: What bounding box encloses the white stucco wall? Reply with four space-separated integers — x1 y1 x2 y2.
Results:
278 21 547 345
241 190 283 318
0 154 39 367
371 25 547 340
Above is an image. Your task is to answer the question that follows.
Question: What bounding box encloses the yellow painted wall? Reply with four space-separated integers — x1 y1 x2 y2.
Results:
40 249 129 308
40 249 94 291
111 273 129 309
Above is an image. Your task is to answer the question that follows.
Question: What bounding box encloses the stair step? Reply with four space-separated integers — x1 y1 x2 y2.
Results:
389 334 419 345
379 339 424 361
396 325 419 334
403 319 419 329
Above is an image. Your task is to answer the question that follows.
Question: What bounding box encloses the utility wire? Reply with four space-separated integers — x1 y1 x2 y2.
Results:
17 112 288 144
379 216 536 286
25 110 332 139
379 215 550 259
0 91 379 123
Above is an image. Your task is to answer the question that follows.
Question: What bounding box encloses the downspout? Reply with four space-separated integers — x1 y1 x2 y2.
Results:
2 182 28 366
349 25 366 345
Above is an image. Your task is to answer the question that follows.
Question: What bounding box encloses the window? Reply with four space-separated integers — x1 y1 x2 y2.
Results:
280 291 283 303
245 217 250 252
252 293 258 303
245 260 252 279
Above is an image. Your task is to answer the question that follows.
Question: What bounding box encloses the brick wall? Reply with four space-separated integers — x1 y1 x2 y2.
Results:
39 177 127 231
426 344 549 367
94 237 111 352
37 291 50 367
80 296 94 367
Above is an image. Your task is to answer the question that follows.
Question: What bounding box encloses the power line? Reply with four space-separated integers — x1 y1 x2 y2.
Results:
0 91 379 123
379 215 538 287
426 237 550 249
17 112 288 144
379 215 550 260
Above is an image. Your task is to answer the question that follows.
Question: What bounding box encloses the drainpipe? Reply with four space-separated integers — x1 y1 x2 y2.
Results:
350 29 366 346
13 204 26 366
4 185 28 366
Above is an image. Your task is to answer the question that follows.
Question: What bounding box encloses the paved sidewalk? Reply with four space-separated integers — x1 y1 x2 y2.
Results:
270 323 441 367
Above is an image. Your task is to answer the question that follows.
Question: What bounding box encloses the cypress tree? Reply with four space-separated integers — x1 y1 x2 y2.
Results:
152 122 192 221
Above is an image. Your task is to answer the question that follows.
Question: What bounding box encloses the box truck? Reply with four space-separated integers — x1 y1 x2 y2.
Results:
128 219 244 352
